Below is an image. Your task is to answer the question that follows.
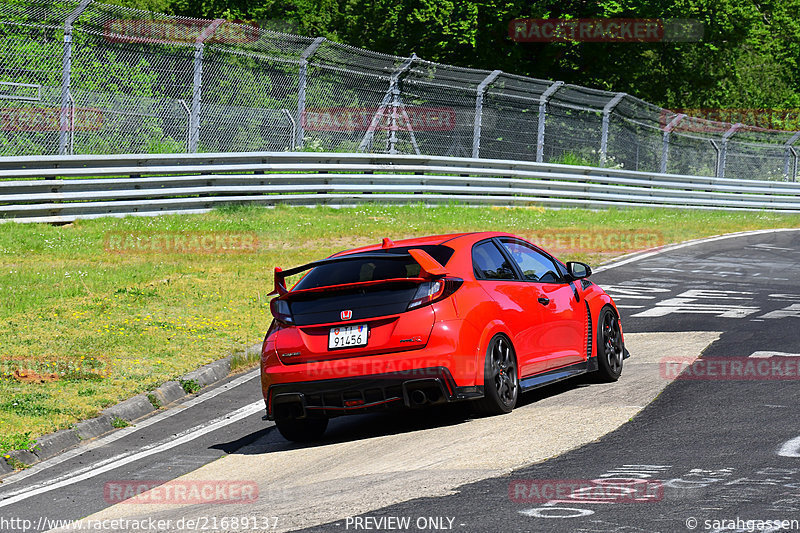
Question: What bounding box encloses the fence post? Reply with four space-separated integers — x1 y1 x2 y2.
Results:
536 81 563 163
188 19 225 153
783 131 800 181
660 113 686 174
789 148 799 182
388 76 402 154
296 37 325 149
357 54 416 153
472 70 501 159
599 92 625 165
282 109 296 151
708 140 720 177
718 123 742 178
59 0 91 155
178 99 191 152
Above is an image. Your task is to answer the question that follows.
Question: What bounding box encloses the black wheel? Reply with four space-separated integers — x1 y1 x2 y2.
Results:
275 417 328 442
596 306 624 382
475 335 519 415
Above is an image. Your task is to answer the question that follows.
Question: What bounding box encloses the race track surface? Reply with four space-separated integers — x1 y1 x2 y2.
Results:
1 229 798 533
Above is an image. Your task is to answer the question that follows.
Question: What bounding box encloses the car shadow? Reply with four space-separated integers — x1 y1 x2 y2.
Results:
216 373 598 455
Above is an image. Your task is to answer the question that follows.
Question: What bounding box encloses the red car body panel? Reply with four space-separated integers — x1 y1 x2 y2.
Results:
261 231 624 419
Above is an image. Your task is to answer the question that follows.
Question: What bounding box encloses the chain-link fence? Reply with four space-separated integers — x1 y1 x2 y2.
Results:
1 0 798 181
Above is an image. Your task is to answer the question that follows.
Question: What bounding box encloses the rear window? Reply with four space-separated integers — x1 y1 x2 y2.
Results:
294 245 455 290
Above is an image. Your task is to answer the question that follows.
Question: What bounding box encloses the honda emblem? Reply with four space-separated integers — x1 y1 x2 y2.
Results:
341 310 353 320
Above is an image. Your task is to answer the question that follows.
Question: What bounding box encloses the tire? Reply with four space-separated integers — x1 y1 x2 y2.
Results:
595 306 624 382
275 416 329 442
474 334 519 415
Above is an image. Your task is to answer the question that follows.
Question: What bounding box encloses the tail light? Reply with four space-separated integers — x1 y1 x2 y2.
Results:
407 277 463 310
270 298 294 325
265 318 281 338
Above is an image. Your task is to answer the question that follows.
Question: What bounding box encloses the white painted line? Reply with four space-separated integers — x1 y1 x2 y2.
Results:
0 400 265 508
759 304 800 319
594 228 800 274
749 351 800 359
749 243 795 251
0 369 259 488
778 436 800 457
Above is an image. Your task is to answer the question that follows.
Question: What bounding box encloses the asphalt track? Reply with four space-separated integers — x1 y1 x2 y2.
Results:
1 228 798 533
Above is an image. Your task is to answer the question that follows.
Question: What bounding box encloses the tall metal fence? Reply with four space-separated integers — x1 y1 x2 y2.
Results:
1 0 798 181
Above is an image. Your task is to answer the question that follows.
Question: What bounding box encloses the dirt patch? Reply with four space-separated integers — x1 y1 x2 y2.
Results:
11 370 60 383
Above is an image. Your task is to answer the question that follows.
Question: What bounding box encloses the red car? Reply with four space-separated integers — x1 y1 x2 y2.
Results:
261 232 628 441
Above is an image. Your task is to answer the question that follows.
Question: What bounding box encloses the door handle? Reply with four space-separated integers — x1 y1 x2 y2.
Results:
537 297 550 306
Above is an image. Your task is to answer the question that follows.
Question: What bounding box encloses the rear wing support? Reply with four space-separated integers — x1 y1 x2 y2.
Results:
269 248 448 296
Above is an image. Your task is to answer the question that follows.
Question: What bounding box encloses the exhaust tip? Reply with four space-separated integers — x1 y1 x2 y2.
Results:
410 389 427 406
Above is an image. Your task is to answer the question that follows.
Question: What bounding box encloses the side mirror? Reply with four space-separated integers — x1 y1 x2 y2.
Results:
566 261 592 280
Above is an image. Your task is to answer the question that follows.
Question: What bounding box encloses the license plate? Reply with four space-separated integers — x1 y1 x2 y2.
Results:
328 324 368 349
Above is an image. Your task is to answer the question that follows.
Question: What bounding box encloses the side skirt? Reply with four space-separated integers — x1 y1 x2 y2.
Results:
519 360 591 392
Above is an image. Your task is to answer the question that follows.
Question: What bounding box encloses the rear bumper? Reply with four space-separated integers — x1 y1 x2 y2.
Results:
266 367 483 420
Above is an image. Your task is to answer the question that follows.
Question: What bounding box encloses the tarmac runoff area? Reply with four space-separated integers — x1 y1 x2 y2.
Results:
50 331 720 533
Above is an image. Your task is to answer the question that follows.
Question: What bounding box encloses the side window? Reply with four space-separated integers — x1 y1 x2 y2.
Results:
500 240 562 283
472 241 518 280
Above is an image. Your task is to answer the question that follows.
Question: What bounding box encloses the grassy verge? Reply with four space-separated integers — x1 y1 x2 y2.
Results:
1 203 800 451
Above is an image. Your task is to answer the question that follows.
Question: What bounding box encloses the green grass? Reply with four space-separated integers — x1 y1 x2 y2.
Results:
1 203 800 448
179 379 201 394
0 431 35 456
230 346 261 373
110 416 129 428
146 394 161 410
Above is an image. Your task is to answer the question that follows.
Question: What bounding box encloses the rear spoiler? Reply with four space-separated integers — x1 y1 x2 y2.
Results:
270 249 448 296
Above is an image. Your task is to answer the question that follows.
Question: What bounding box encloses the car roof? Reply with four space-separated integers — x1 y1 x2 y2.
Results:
332 231 516 256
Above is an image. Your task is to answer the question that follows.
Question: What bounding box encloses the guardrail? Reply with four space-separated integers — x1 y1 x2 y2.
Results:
1 152 799 223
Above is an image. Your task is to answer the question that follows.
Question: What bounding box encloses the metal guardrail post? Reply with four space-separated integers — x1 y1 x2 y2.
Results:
59 0 91 155
188 19 225 153
660 113 686 174
783 131 800 181
472 70 501 159
357 54 416 153
718 123 742 178
536 81 563 163
296 37 325 149
599 92 626 165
